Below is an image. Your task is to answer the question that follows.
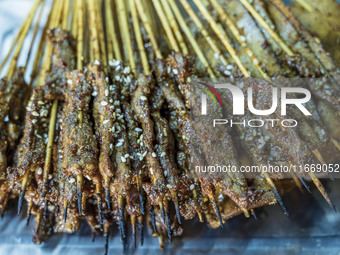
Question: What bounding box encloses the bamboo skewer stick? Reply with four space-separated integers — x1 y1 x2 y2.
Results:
30 0 57 85
130 0 150 75
298 176 311 193
89 0 107 230
77 0 84 70
116 0 136 72
131 216 137 249
0 24 25 73
18 172 30 215
116 0 137 75
89 0 101 61
192 0 250 77
87 2 94 63
71 0 78 36
75 0 85 216
36 0 64 86
95 0 107 65
160 0 189 56
238 0 294 57
209 0 269 79
0 0 41 74
263 172 289 216
104 0 114 61
293 0 313 12
179 0 228 66
21 0 62 208
106 0 122 61
309 171 335 210
41 0 69 199
152 0 180 52
25 0 46 70
135 0 163 60
331 138 340 151
6 0 42 79
62 0 71 30
166 0 215 78
144 0 158 36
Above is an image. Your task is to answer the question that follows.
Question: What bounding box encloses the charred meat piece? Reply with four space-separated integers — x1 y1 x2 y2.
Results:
7 87 51 209
61 70 99 185
90 62 115 196
131 74 166 206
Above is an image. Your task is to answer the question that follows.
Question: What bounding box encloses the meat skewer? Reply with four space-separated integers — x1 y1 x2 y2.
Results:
6 0 64 218
135 0 169 224
166 0 259 219
193 0 336 208
239 0 337 204
152 0 180 53
40 0 71 205
0 69 30 215
133 0 191 241
170 0 295 215
105 0 122 62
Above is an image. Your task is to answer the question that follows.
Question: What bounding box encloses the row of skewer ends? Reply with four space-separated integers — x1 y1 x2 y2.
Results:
1 0 340 253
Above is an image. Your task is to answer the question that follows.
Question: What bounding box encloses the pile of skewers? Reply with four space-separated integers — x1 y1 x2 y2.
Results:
0 0 339 253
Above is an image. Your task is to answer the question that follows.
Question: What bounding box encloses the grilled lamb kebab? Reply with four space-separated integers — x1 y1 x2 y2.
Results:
0 68 29 214
160 78 227 226
168 109 206 222
91 60 140 244
7 87 51 216
131 74 167 213
152 60 185 242
243 0 340 112
61 70 100 223
112 61 149 246
166 53 251 217
52 107 81 235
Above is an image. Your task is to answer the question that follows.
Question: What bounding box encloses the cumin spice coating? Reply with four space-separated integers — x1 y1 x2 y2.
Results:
131 74 166 206
61 70 99 183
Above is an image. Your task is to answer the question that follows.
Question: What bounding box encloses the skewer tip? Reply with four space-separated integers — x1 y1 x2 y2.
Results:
172 194 182 224
104 230 110 255
105 187 111 210
77 174 83 216
298 176 311 194
265 176 289 216
131 216 137 249
139 189 145 215
138 216 144 246
250 209 257 220
210 196 224 228
160 202 166 224
18 189 26 216
150 205 157 233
